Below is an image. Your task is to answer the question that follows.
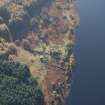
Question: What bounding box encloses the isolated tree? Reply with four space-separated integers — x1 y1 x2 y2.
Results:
0 19 13 41
0 6 10 22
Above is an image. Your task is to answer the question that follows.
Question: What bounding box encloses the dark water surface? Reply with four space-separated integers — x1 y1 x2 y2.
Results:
66 0 105 105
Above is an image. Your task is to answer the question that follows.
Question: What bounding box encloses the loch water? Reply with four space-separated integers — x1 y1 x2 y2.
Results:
66 0 105 105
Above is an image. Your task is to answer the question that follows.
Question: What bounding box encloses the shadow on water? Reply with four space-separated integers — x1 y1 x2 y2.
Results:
66 0 105 105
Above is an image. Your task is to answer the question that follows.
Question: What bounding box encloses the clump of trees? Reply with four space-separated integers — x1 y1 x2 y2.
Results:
6 44 18 56
0 54 44 105
0 0 52 41
8 3 30 39
0 6 10 23
21 39 32 51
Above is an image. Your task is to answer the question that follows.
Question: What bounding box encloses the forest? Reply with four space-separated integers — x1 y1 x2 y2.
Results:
0 53 44 105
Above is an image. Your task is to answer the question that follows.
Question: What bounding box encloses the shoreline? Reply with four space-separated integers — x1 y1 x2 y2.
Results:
42 0 80 105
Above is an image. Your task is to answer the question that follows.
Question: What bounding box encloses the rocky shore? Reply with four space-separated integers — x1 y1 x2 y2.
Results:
41 0 79 105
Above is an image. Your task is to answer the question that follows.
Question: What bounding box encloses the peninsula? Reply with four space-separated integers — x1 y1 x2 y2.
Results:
0 0 79 105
